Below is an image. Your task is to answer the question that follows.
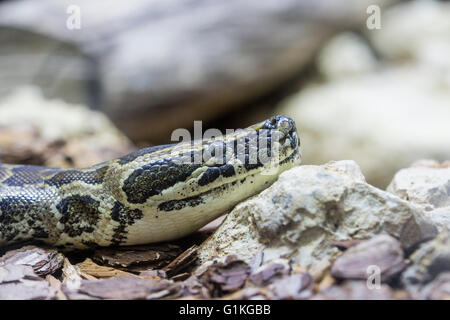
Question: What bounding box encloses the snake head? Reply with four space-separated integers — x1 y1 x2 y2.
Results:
262 115 300 151
247 115 301 165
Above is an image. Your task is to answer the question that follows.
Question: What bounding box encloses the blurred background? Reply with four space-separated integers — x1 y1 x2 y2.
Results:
0 0 448 188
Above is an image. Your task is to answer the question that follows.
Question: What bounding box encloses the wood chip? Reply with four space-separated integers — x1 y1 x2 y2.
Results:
0 264 55 300
268 273 314 300
249 259 291 287
331 235 406 283
178 275 210 299
61 258 82 283
63 276 177 300
77 258 138 279
171 272 191 282
0 245 64 276
315 272 335 293
45 274 68 300
311 280 394 300
332 239 365 251
92 244 181 270
162 245 198 277
200 255 251 297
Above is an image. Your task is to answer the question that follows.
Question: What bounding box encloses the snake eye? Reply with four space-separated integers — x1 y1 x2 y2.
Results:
278 118 292 135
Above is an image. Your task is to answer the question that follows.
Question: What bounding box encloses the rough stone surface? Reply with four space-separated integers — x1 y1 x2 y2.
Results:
419 272 450 300
196 161 437 272
0 0 397 143
401 230 450 289
330 234 406 283
387 164 450 231
387 165 450 209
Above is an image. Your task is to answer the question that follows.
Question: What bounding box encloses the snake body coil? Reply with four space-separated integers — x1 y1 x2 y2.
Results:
0 115 301 249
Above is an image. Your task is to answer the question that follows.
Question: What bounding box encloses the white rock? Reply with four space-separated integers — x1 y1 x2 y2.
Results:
387 166 450 209
424 208 450 233
317 32 378 80
0 86 129 144
369 0 450 70
387 165 450 231
197 161 437 270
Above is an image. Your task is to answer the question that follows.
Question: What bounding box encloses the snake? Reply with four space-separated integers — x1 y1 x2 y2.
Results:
0 115 301 249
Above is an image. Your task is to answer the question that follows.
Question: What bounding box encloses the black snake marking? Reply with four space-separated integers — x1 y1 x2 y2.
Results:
0 115 301 249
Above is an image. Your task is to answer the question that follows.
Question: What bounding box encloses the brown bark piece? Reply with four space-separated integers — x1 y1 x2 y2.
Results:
331 235 406 283
268 273 313 300
45 274 68 300
0 245 64 276
63 276 177 300
77 258 137 279
92 244 181 271
249 260 291 287
200 255 251 297
0 264 55 300
162 245 198 277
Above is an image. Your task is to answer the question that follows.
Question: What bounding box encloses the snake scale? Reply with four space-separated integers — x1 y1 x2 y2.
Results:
0 115 301 249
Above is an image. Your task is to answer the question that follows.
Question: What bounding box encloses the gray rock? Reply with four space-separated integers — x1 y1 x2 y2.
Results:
423 208 450 234
330 234 406 283
0 0 397 142
368 0 450 70
402 230 450 289
196 161 437 272
387 165 450 209
387 163 450 231
419 272 450 300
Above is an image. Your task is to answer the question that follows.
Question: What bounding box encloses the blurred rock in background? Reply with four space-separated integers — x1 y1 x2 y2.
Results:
0 0 396 144
0 87 134 168
277 0 450 188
